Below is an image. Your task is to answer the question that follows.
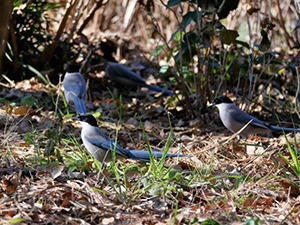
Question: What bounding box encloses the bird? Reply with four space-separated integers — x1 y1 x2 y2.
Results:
208 95 300 138
105 61 173 96
72 114 187 163
63 65 87 115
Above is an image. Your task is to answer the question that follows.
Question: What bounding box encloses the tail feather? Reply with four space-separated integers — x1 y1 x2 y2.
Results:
146 84 173 96
127 149 187 162
269 125 300 133
72 97 87 115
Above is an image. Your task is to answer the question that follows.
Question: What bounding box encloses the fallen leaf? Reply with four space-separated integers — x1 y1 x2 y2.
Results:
4 179 18 194
19 142 31 147
61 197 70 208
246 145 265 155
13 105 31 115
243 198 256 207
144 120 154 131
45 163 64 179
281 181 300 197
5 102 13 114
102 217 115 224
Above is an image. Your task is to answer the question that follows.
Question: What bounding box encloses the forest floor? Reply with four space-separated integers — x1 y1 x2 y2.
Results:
0 77 300 225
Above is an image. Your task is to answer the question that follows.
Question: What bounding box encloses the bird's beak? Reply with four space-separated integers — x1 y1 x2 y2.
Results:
207 103 215 109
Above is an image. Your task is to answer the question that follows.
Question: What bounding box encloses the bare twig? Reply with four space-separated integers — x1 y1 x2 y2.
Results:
66 0 85 43
250 55 275 102
77 0 104 35
43 0 79 61
215 50 233 97
276 0 293 49
152 0 196 118
295 67 300 119
80 47 95 72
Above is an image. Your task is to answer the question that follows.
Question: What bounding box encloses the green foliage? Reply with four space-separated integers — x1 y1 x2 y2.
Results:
4 0 61 81
279 133 300 181
200 219 220 225
20 95 36 106
62 136 95 172
244 217 262 225
9 217 26 224
158 0 291 115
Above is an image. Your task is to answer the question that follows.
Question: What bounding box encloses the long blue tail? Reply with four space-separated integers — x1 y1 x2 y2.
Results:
269 125 300 133
73 97 87 115
126 149 187 162
146 84 173 96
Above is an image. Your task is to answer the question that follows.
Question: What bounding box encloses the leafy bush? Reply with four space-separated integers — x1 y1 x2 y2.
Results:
153 0 299 117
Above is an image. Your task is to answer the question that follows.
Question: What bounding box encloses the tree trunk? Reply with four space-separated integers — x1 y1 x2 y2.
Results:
0 0 13 75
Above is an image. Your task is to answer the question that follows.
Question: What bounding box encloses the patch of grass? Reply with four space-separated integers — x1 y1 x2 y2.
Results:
278 132 300 183
62 135 94 172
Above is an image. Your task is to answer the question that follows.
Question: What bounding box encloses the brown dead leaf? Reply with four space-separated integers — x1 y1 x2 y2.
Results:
63 191 74 200
281 180 300 197
31 212 39 221
19 142 31 147
243 197 274 208
259 198 274 206
104 98 114 103
4 210 16 218
5 102 13 114
191 205 200 213
272 155 286 167
61 196 71 208
60 190 74 208
243 198 256 207
13 105 31 115
231 143 245 153
204 203 216 213
248 135 268 142
4 179 18 194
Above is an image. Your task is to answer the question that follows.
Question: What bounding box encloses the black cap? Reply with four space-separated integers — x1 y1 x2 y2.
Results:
73 114 98 127
213 95 233 105
67 64 81 73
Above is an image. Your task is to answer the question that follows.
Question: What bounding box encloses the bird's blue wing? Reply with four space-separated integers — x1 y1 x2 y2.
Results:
107 62 146 83
231 110 268 129
84 129 129 158
64 73 86 97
